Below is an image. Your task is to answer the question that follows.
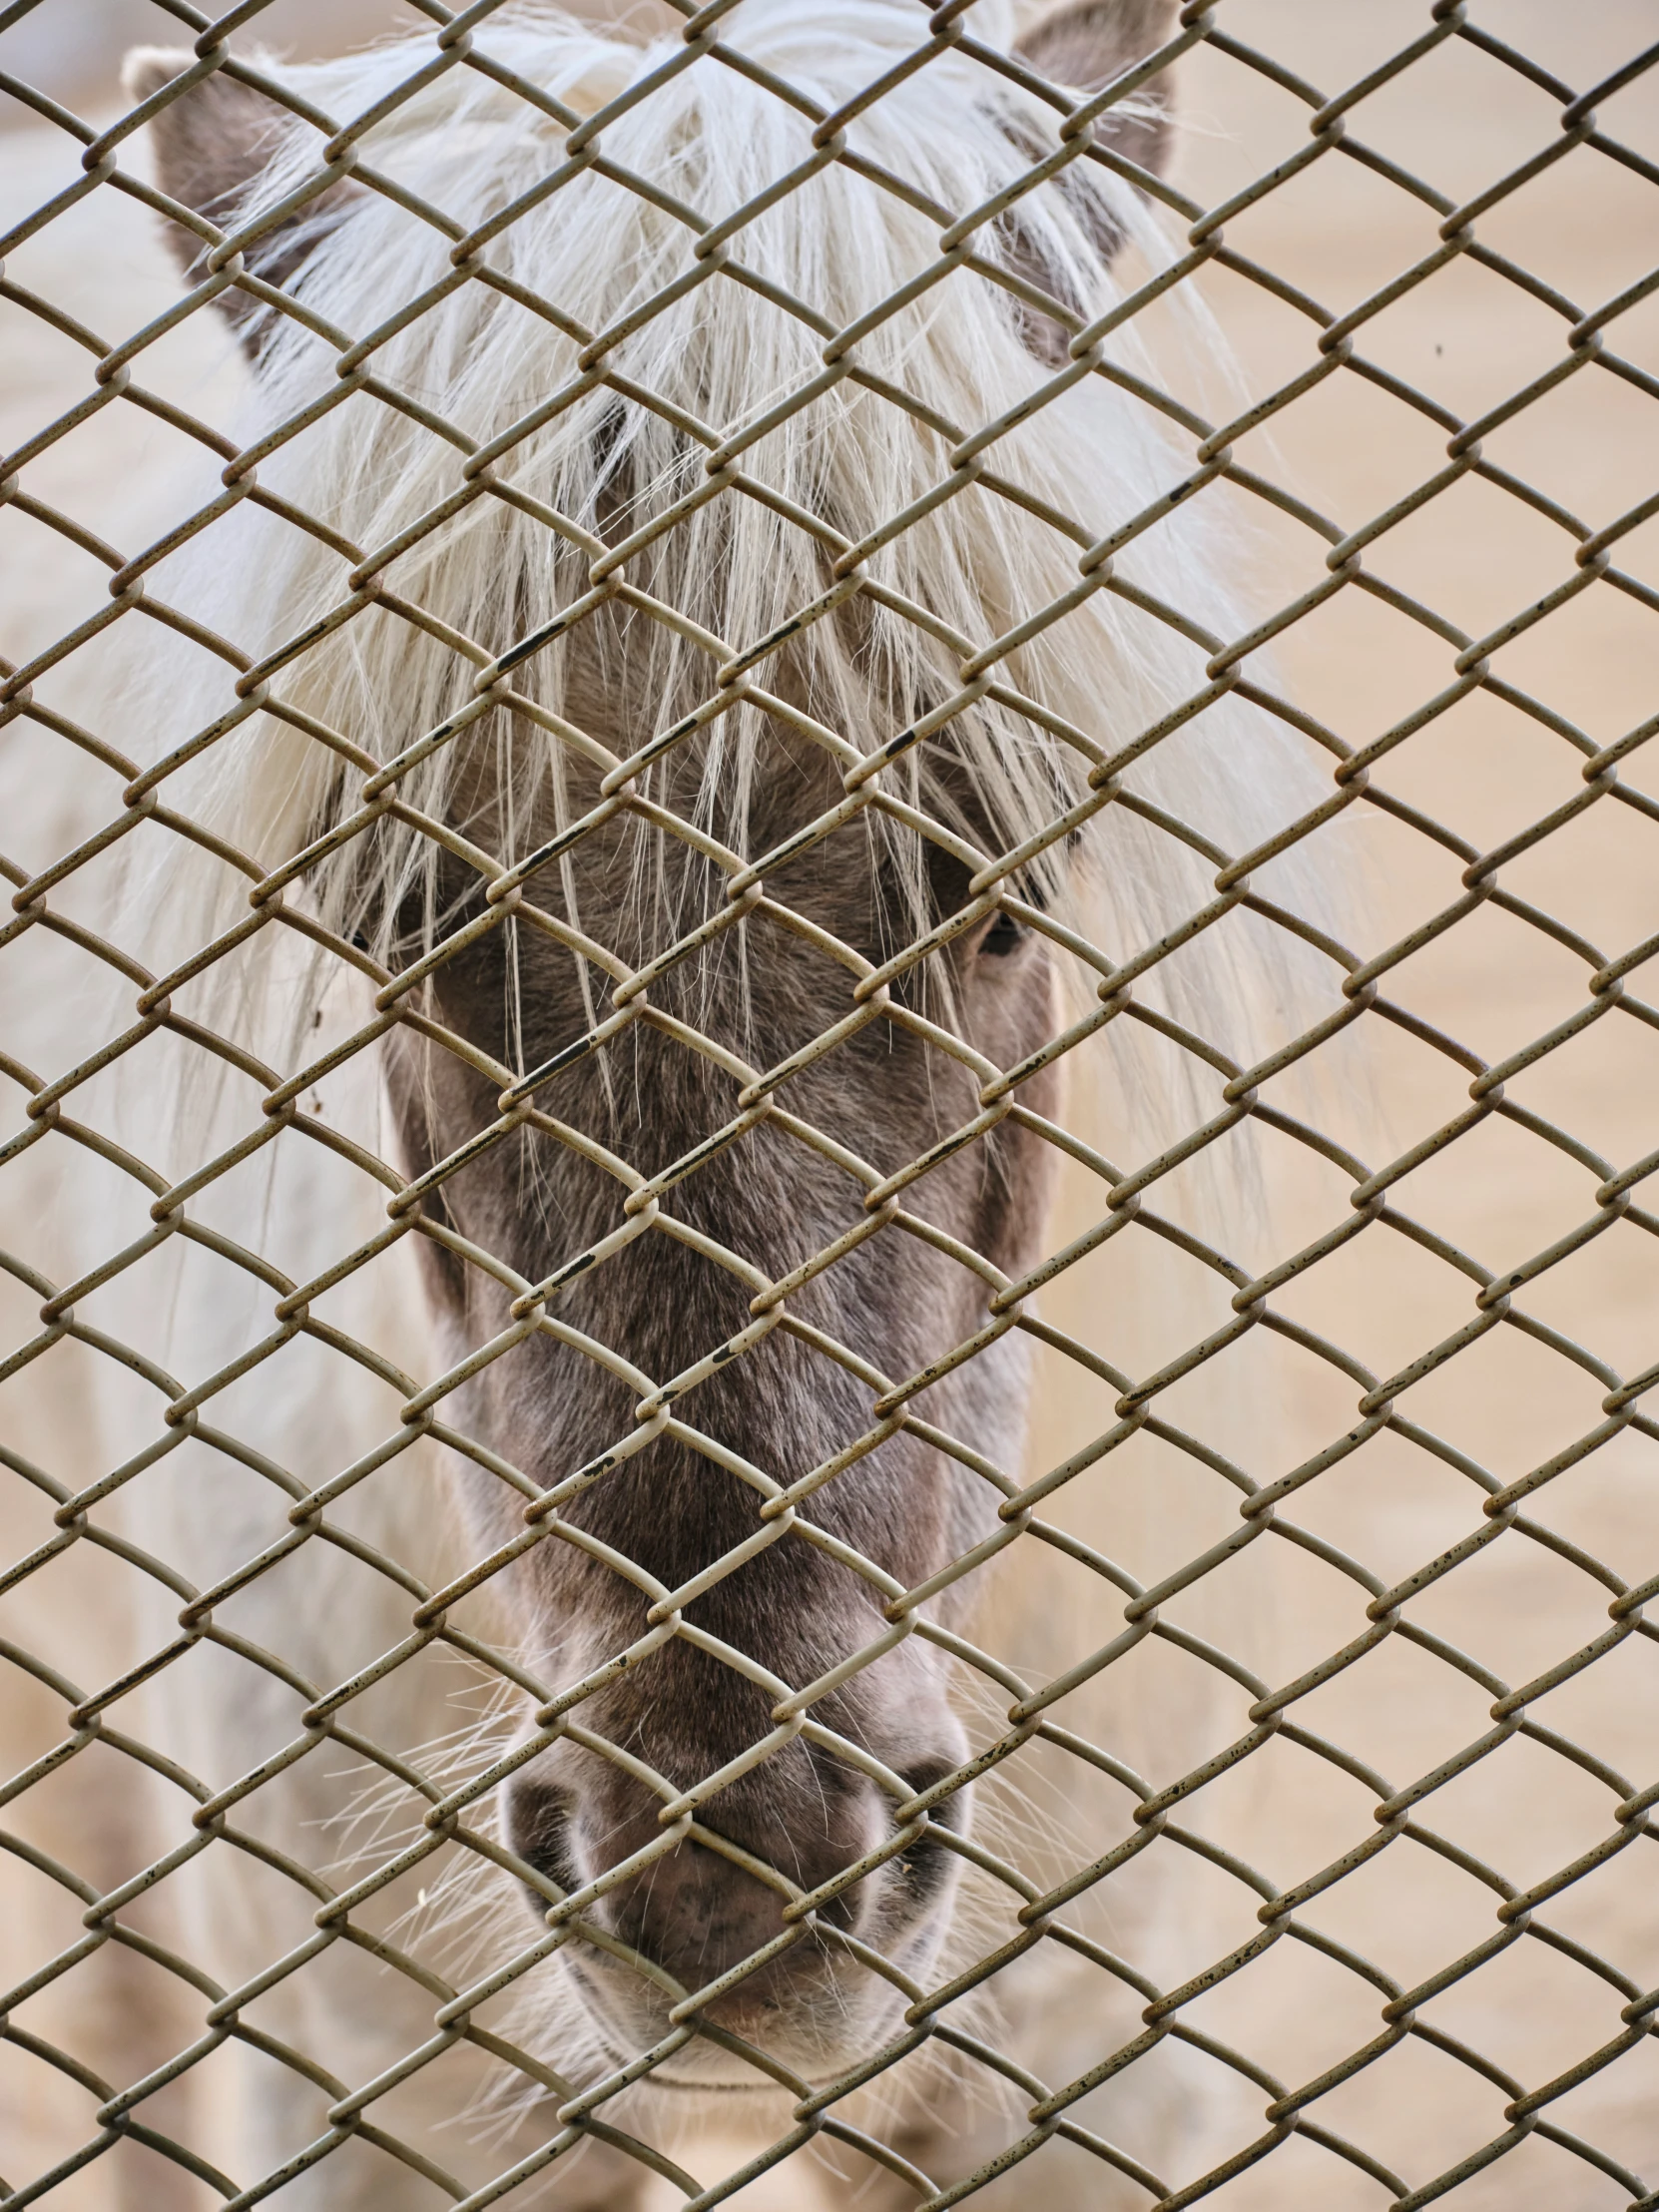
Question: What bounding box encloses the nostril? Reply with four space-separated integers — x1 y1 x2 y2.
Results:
503 1773 583 1914
889 1756 968 1910
898 1755 967 1826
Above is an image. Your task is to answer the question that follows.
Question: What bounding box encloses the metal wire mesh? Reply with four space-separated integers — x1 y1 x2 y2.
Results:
2 1 1657 2207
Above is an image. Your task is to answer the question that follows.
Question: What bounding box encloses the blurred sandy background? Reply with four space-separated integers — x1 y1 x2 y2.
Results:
1024 6 1659 2206
2 3 1657 2208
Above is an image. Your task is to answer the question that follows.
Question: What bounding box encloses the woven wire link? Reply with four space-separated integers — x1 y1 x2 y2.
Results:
1 0 1657 2205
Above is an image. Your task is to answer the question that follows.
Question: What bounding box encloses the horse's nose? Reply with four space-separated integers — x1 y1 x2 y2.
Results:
504 1733 966 1992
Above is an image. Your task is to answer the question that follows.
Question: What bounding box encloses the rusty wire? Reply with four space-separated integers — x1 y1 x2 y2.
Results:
1 0 1658 2206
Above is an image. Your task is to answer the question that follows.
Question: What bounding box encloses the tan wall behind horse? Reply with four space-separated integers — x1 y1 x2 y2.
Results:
0 0 682 123
1021 5 1659 2204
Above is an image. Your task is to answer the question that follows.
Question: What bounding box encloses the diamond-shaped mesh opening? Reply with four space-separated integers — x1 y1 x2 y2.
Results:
2 2 1657 2207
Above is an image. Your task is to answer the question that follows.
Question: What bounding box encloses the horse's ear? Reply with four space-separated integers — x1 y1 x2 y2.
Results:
123 48 347 353
1014 1 1180 179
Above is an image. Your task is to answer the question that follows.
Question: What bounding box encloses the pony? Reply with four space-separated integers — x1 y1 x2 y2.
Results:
5 1 1339 2202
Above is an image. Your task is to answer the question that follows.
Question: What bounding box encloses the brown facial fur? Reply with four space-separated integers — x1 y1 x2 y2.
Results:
385 652 1062 2058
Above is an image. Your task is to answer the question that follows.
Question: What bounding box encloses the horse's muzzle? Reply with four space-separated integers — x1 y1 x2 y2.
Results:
503 1721 969 2069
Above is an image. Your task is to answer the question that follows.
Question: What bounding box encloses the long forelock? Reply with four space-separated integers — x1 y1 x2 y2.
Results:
143 0 1331 1105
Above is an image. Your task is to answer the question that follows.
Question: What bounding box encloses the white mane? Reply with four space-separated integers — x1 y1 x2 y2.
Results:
130 0 1332 1084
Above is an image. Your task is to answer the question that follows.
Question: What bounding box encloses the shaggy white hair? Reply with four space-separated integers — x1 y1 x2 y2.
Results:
130 0 1335 1085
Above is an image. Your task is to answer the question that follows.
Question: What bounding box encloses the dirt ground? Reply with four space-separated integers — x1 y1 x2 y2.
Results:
2 4 1656 2208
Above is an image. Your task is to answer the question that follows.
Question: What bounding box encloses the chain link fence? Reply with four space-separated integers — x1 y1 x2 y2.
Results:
2 1 1657 2207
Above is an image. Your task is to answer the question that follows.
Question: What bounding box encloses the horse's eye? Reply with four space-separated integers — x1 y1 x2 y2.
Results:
978 911 1026 958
